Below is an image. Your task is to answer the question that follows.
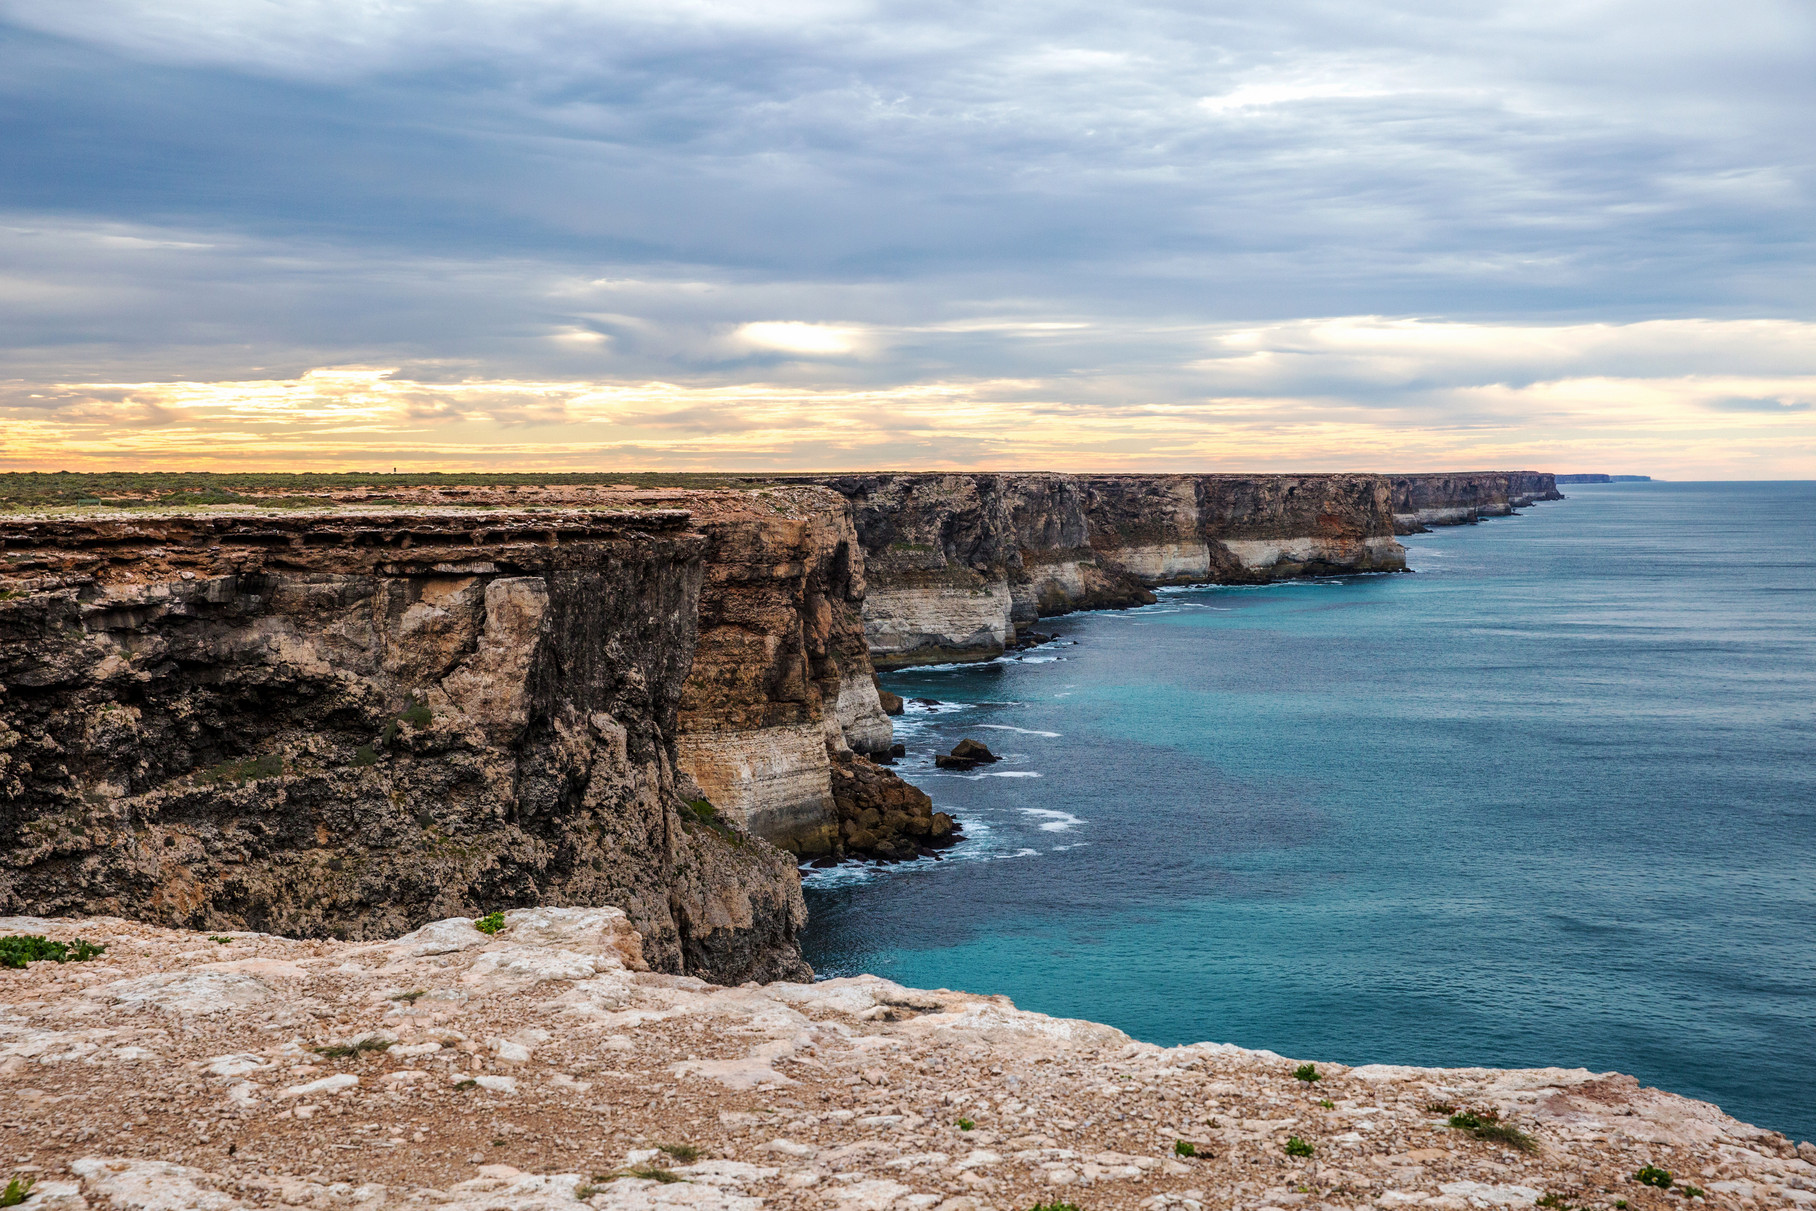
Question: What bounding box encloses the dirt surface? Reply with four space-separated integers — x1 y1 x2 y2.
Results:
3 911 1812 1211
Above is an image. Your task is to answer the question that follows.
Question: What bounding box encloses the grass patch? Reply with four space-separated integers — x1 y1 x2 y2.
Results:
1 1177 35 1208
1449 1110 1538 1152
311 1037 394 1059
1173 1140 1197 1158
454 1078 478 1090
1634 1167 1673 1190
209 935 234 945
1425 1102 1455 1115
473 912 506 936
1318 1099 1335 1109
1537 1194 1578 1211
197 753 284 786
390 989 427 1004
1 934 106 968
623 1167 684 1184
657 1143 701 1163
684 798 745 848
956 1118 975 1131
1284 1136 1315 1158
1678 1185 1705 1200
1292 1064 1321 1083
1029 1203 1083 1211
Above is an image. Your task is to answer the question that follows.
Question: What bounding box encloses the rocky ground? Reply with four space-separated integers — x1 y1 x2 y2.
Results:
3 911 1812 1211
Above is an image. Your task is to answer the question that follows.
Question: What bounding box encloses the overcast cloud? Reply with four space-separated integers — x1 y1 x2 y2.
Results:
2 0 1812 473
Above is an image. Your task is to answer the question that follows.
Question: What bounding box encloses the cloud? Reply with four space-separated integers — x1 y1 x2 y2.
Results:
0 0 1812 474
4 317 1812 478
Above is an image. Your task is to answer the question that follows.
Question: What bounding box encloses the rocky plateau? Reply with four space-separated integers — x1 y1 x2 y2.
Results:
0 909 1809 1211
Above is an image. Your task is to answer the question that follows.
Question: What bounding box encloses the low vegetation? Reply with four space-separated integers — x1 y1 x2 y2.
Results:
1 1177 35 1208
1293 1063 1321 1082
1634 1167 1674 1189
657 1143 702 1163
473 912 506 936
196 754 284 786
956 1118 976 1131
1173 1140 1197 1157
311 1037 393 1060
1285 1135 1315 1157
0 934 106 969
1449 1109 1539 1152
1029 1203 1083 1211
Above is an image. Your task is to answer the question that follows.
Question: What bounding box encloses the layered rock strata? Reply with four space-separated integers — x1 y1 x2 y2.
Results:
0 505 832 982
3 909 1810 1211
782 474 1407 668
1386 473 1563 534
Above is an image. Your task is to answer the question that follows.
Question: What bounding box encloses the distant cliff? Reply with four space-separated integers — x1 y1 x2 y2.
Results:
0 470 1562 963
775 473 1407 668
1385 472 1562 534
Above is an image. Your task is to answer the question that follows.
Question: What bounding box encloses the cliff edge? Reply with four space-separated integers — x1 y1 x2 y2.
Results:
0 909 1808 1211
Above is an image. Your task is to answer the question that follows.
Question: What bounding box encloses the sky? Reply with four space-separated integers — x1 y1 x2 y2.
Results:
1 0 1812 476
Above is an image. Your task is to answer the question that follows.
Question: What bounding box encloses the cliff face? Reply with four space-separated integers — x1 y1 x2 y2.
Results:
670 489 894 857
792 473 1406 668
0 507 813 983
1387 472 1563 533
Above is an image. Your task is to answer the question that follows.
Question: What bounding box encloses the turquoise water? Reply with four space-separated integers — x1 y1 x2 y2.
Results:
801 482 1816 1143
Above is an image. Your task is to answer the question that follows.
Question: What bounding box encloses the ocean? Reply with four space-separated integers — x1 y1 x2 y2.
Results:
801 481 1816 1143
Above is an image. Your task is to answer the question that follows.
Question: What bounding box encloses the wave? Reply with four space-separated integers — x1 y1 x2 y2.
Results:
974 724 1062 737
1019 808 1084 832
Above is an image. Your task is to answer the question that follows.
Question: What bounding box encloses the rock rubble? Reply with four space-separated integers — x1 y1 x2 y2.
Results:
3 910 1809 1211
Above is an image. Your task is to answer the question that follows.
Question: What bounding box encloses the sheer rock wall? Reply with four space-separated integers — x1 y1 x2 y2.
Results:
1386 472 1563 533
0 505 820 983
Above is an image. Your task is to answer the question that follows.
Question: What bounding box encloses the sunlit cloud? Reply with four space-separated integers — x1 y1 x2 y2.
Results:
3 318 1810 478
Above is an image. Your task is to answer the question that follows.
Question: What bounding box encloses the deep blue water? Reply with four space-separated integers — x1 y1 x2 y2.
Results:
801 482 1816 1144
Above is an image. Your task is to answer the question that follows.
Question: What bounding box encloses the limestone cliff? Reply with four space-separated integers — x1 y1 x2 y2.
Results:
0 507 812 983
1387 472 1563 533
783 473 1406 667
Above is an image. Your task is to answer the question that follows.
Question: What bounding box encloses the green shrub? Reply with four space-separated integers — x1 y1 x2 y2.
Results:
1536 1194 1576 1210
209 936 234 944
1 934 106 968
1 1177 35 1208
957 1117 975 1131
1677 1185 1705 1200
1634 1167 1673 1190
1174 1140 1197 1157
1449 1109 1538 1152
352 745 380 767
1292 1064 1321 1083
311 1037 394 1059
1284 1136 1315 1157
473 912 506 935
1318 1099 1335 1109
1029 1203 1083 1211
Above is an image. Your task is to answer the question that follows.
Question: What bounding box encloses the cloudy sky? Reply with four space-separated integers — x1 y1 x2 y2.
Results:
2 0 1812 475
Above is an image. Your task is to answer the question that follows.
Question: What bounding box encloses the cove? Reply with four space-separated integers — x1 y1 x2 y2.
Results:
802 481 1816 1144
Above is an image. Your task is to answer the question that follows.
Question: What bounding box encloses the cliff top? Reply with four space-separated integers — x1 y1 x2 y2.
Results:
0 471 1554 516
1 910 1806 1211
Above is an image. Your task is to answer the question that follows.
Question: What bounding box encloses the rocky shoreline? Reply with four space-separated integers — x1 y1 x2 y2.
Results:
1 909 1810 1211
0 472 1564 981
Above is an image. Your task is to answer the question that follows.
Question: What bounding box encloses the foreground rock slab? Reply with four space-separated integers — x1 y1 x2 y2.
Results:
3 910 1811 1211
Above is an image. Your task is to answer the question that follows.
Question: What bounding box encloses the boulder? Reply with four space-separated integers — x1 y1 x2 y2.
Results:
950 738 1000 763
